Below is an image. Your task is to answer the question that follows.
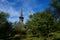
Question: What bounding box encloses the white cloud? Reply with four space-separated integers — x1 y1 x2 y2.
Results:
0 2 20 22
0 4 19 17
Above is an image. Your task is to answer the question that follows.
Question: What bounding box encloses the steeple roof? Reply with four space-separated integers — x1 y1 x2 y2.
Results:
20 8 23 17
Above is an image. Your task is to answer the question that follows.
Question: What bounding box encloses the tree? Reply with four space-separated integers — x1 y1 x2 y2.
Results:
25 12 56 37
45 0 60 32
50 0 60 19
0 12 12 40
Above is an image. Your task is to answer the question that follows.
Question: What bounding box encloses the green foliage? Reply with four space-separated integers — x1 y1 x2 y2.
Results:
0 12 9 20
0 12 12 39
25 12 56 37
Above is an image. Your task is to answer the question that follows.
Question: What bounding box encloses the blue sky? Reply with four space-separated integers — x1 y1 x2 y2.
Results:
0 0 51 23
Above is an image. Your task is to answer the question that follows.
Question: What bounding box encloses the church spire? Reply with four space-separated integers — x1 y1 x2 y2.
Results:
20 8 23 17
19 8 24 23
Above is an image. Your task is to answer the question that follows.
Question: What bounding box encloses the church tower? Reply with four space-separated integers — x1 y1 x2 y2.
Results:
15 8 24 31
14 8 25 38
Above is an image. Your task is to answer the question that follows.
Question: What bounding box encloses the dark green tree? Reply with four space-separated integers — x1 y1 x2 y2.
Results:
0 12 12 40
25 12 55 37
46 0 60 32
50 0 60 19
